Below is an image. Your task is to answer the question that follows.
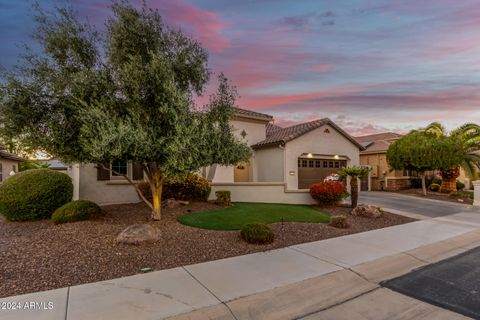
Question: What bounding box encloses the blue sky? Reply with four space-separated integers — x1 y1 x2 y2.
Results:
2 0 480 135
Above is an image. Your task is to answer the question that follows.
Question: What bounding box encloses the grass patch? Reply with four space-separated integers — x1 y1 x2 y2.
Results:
178 202 330 230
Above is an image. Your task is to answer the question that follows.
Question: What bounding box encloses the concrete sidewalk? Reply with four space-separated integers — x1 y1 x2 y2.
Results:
2 212 480 320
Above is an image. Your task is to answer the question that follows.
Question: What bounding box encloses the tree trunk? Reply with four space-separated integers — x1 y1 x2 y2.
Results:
421 173 427 196
440 168 460 193
148 170 164 221
350 177 358 208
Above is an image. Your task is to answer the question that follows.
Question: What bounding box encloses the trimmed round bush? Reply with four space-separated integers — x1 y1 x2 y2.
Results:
52 200 101 224
310 181 347 206
240 223 274 244
0 169 73 221
329 215 349 228
429 183 441 192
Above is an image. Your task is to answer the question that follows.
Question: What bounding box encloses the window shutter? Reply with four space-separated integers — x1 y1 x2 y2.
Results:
97 162 110 181
132 162 144 180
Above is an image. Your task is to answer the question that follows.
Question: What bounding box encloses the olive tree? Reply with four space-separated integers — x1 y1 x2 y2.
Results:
386 132 463 196
0 2 251 220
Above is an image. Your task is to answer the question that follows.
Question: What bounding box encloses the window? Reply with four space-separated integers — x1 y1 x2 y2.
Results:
340 161 346 168
302 160 307 167
298 159 301 167
315 160 321 168
308 160 314 168
334 161 340 168
323 160 328 168
329 161 334 168
111 160 128 176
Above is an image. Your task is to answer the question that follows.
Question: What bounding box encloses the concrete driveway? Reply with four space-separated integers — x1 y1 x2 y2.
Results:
359 191 476 218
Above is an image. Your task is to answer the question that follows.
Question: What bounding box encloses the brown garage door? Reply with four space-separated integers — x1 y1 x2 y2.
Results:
298 158 346 189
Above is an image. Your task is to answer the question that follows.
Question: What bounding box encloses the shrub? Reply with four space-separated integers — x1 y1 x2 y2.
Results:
310 181 347 206
240 223 274 244
52 200 101 224
163 174 211 201
456 180 465 191
329 215 349 228
429 183 440 192
0 169 73 221
410 178 422 189
215 190 231 206
138 173 211 202
449 191 473 199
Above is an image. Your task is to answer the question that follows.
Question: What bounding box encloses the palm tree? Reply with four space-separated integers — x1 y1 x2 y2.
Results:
417 122 480 193
338 165 370 208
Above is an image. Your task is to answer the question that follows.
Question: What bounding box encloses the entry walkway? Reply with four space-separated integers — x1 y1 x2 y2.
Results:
2 209 480 320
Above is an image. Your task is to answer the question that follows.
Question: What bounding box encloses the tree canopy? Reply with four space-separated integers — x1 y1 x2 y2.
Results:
0 1 252 219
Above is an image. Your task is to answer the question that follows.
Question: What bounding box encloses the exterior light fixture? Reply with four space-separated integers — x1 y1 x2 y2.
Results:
334 155 339 159
307 153 313 158
289 171 295 176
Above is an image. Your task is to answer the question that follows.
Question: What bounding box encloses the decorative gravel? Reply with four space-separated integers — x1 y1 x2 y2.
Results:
395 189 473 205
0 202 415 298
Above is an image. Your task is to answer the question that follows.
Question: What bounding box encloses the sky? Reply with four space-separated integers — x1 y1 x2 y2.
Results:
1 0 480 136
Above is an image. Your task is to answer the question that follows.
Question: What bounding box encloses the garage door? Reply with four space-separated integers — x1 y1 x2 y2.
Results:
298 158 346 189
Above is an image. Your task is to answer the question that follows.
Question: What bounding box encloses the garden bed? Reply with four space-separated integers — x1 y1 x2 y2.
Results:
0 202 415 298
395 189 473 205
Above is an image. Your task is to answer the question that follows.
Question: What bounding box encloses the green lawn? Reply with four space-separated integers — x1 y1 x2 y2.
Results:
178 202 330 230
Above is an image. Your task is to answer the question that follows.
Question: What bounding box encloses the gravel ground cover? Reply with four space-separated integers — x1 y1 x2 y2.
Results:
395 189 473 205
0 202 415 297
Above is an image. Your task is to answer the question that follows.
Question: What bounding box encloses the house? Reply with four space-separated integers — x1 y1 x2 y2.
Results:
0 149 22 182
355 132 414 190
69 108 364 205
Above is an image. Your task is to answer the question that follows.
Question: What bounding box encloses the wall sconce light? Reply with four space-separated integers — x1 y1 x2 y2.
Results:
289 171 295 176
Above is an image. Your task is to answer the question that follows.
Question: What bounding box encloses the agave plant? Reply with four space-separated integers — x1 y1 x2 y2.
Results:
417 122 480 193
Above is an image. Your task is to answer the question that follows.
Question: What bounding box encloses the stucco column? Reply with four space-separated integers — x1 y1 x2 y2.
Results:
473 180 480 206
72 163 80 201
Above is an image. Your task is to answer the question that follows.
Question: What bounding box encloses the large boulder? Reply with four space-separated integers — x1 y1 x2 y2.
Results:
351 204 384 218
116 224 160 245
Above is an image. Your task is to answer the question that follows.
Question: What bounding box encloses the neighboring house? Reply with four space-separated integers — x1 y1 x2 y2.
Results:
0 149 22 183
355 132 414 190
69 108 364 205
45 159 69 174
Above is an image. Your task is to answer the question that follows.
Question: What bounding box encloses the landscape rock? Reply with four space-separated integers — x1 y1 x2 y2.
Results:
116 224 160 245
351 204 384 218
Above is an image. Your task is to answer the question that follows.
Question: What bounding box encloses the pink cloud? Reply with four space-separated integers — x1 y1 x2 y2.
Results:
311 63 333 72
151 0 231 52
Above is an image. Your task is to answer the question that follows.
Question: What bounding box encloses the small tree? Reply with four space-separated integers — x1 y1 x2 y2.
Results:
386 132 463 196
0 2 251 220
415 122 480 192
338 165 370 208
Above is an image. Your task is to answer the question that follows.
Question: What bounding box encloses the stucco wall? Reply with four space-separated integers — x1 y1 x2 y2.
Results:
231 119 267 145
254 147 284 182
0 159 19 182
285 124 360 190
78 164 140 205
209 183 316 204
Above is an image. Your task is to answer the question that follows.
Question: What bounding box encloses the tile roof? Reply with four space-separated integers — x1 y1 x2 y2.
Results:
0 149 23 161
355 132 401 143
233 107 273 121
266 123 283 136
252 118 364 150
354 132 402 154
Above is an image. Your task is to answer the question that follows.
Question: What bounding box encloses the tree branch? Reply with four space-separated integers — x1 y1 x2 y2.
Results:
97 163 153 210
